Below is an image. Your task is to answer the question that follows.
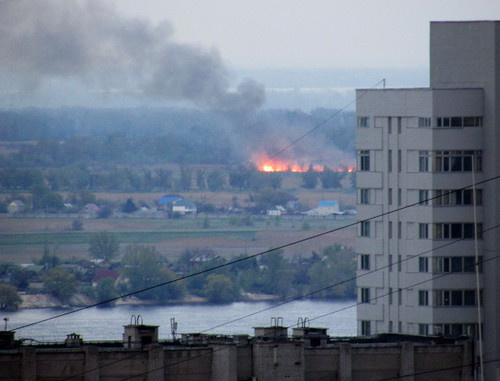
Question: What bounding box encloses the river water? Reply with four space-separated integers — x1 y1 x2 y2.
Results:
5 299 357 343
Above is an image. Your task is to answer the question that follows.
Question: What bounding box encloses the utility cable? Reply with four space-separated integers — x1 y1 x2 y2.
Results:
12 173 500 332
261 79 385 167
113 242 500 381
61 221 500 380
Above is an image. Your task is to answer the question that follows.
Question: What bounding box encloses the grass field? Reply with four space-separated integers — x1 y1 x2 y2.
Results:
0 213 356 264
0 188 356 263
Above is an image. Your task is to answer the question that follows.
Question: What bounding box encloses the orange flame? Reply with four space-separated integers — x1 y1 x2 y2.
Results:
253 154 355 173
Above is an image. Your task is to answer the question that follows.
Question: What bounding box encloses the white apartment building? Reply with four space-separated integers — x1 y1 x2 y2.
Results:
356 21 500 377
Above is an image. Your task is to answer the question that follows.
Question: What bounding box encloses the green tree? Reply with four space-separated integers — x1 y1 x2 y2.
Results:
302 168 318 189
43 268 78 304
122 245 184 302
88 231 119 261
320 168 342 189
38 243 61 270
207 170 225 191
307 245 356 299
0 283 22 311
39 192 64 213
203 274 239 304
95 278 117 306
121 198 138 213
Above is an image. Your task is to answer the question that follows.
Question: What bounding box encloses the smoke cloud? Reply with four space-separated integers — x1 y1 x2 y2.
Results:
0 0 265 111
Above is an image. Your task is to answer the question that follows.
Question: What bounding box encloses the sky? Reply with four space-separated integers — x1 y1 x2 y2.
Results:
113 0 500 70
0 0 498 109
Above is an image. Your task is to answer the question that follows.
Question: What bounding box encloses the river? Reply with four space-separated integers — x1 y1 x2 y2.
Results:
5 299 357 343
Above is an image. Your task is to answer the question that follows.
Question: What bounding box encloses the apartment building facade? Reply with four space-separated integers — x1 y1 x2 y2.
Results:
356 21 500 377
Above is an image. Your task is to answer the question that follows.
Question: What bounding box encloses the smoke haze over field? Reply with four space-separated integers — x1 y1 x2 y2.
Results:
0 0 265 112
0 0 356 167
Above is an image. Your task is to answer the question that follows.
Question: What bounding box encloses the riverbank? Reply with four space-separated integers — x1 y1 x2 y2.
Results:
19 292 282 309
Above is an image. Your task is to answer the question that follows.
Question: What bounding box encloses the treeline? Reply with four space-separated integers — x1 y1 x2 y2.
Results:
0 107 355 166
0 165 353 200
0 240 356 310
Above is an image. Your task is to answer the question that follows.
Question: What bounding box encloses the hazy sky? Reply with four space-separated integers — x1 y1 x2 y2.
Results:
113 0 500 70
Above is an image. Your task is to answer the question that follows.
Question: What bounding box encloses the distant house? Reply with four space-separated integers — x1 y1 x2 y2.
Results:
172 199 197 215
7 200 25 214
158 194 183 209
92 269 120 287
158 194 197 215
303 201 342 216
267 205 286 216
79 203 101 218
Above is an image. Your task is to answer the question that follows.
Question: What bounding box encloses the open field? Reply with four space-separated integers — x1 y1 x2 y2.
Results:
0 214 356 264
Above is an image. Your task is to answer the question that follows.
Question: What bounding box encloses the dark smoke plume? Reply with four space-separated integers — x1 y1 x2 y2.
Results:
0 0 265 111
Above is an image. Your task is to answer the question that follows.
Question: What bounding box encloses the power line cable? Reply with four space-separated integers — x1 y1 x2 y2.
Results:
12 173 500 332
201 221 499 334
61 220 500 380
114 246 500 381
260 79 385 167
114 227 500 381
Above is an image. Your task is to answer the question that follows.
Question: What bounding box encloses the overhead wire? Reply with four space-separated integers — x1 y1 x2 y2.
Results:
12 174 500 333
112 231 500 381
58 204 500 380
260 78 385 167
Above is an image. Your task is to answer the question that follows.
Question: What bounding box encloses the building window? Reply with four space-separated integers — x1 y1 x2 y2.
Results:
361 320 371 336
434 150 482 172
419 324 430 335
436 116 482 128
434 290 479 306
358 150 371 171
419 290 429 306
359 254 370 270
419 151 430 172
388 255 393 272
419 223 429 239
433 256 482 273
360 288 370 303
398 222 402 239
398 188 402 206
359 188 370 204
434 189 482 206
398 288 402 305
388 188 393 205
419 190 429 205
358 117 370 127
388 150 392 172
398 150 402 172
388 221 393 239
360 221 370 237
434 223 482 239
398 255 402 272
389 321 393 333
397 117 402 133
434 323 479 337
388 288 393 305
419 257 429 272
418 117 431 127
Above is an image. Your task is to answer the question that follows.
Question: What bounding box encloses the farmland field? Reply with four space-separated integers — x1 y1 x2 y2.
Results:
0 189 356 263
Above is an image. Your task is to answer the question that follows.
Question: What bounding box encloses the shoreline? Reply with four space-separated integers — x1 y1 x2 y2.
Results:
19 292 282 309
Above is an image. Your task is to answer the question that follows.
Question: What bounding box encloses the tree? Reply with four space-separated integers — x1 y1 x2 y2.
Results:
307 245 356 299
320 168 342 189
0 284 22 311
207 170 225 191
88 231 119 261
203 274 239 304
302 168 318 189
43 268 79 304
121 245 184 302
121 198 138 213
95 278 117 306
